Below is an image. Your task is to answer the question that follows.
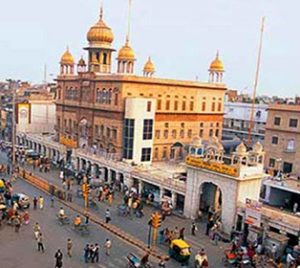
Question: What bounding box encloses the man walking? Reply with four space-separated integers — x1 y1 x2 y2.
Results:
92 243 100 263
84 244 90 263
54 249 63 268
191 221 197 236
67 238 72 257
33 196 38 210
37 233 45 253
105 208 111 224
104 238 112 256
33 222 41 240
39 196 44 210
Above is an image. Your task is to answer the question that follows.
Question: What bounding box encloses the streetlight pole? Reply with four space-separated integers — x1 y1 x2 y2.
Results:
7 79 20 174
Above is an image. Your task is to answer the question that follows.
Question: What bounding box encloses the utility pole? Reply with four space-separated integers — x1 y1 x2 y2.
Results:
248 17 265 145
7 79 20 174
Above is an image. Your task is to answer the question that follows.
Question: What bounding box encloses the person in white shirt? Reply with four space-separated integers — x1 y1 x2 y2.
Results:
59 207 65 218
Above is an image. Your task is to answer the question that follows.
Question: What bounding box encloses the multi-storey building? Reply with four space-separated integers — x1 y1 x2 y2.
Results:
223 102 268 143
56 6 227 165
264 104 300 175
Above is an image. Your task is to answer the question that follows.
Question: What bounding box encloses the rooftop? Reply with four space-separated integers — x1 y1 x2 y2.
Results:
57 73 226 90
268 103 300 112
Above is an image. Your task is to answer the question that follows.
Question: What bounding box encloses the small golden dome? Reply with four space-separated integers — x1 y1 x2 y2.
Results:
78 57 86 66
87 7 114 46
236 142 247 154
143 57 155 73
209 51 224 71
60 48 74 65
118 40 135 60
253 141 263 153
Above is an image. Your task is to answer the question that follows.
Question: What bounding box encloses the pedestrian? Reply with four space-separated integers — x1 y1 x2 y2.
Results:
54 249 63 268
89 244 94 262
230 226 235 241
67 238 72 257
33 222 41 240
14 216 21 232
85 212 90 225
271 243 277 261
51 195 54 208
37 233 45 253
158 259 166 268
105 208 111 224
174 226 179 238
92 243 100 262
67 191 72 202
33 196 37 210
104 238 112 256
7 165 10 175
179 227 185 240
84 244 90 263
39 196 44 209
191 221 197 236
293 202 298 214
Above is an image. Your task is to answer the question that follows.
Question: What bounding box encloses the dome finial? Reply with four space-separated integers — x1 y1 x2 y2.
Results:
216 50 219 59
126 0 132 44
100 3 103 20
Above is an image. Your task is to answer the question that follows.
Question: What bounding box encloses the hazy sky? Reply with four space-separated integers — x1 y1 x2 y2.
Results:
1 0 299 97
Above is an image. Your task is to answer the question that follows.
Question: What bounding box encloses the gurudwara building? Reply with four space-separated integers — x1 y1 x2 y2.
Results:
56 6 227 165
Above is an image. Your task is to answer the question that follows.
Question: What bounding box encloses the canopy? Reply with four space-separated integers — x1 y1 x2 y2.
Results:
171 239 190 249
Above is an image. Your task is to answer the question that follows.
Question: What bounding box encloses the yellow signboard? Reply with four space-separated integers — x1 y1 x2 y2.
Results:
59 136 78 149
186 156 239 177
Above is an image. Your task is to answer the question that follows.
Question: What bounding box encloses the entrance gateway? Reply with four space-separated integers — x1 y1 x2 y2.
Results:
184 137 265 233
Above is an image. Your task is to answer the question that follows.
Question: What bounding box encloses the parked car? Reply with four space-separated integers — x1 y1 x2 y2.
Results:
11 193 30 209
25 150 40 161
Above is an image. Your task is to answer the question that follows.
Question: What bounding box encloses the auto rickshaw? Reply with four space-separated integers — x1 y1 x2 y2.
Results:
169 239 191 265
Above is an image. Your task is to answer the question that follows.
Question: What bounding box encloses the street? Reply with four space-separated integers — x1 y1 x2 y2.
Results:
0 151 227 267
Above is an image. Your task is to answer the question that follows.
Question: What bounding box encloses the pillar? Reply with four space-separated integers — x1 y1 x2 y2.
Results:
214 186 221 211
171 191 177 210
139 180 144 196
159 187 164 202
124 174 133 189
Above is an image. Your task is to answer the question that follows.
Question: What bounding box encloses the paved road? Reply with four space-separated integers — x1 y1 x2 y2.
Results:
1 179 148 268
0 151 228 267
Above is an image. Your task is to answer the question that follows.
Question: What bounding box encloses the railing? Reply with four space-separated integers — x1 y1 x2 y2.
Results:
77 147 122 161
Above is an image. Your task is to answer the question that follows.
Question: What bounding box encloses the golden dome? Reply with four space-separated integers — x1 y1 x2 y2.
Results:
143 57 155 73
60 47 74 65
78 57 86 66
87 7 114 46
118 40 135 60
253 141 263 153
209 51 224 72
236 142 247 154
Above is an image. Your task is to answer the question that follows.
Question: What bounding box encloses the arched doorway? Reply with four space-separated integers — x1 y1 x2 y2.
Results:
199 182 222 219
78 118 89 149
170 142 184 160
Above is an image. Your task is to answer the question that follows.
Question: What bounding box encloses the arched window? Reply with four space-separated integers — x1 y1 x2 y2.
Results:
103 53 107 64
102 89 107 104
114 93 118 106
172 130 177 138
100 125 104 136
108 89 112 104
